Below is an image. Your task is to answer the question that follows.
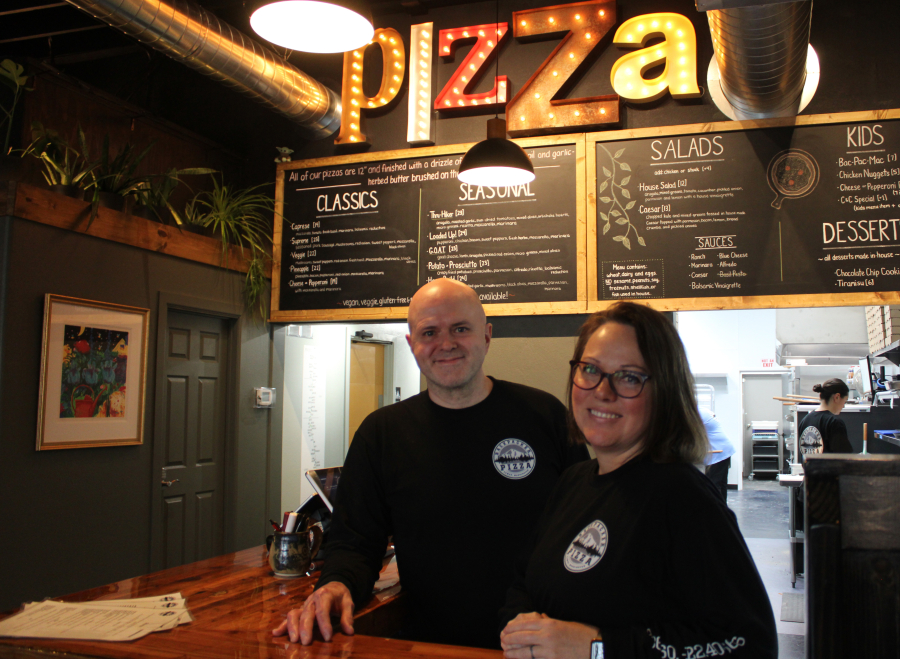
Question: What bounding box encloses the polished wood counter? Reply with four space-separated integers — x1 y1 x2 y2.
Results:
0 546 501 659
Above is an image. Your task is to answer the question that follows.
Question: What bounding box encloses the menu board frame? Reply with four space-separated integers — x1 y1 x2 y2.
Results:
270 134 588 322
586 108 900 313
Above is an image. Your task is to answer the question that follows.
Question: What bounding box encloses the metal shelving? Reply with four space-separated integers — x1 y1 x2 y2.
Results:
750 421 782 478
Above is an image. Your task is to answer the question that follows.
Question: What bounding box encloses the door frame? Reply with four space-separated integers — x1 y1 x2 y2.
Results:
149 292 243 572
739 370 791 479
344 336 394 456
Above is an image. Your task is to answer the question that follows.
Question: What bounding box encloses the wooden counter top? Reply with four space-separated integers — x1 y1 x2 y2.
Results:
0 546 501 659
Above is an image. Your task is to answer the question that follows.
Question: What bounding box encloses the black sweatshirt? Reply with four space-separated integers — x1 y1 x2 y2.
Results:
316 378 589 649
798 410 852 459
500 457 778 658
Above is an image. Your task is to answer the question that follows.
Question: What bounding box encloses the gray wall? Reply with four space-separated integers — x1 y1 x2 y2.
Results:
0 216 275 612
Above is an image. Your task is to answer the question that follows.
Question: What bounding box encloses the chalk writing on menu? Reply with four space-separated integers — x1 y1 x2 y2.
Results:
595 120 900 299
301 345 325 468
279 145 578 310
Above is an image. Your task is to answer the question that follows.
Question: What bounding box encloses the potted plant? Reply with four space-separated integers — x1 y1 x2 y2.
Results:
22 122 95 198
84 134 155 212
131 166 216 224
0 59 31 178
185 176 276 319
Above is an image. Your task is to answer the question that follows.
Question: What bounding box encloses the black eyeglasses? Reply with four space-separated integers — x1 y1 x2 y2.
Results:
569 361 650 398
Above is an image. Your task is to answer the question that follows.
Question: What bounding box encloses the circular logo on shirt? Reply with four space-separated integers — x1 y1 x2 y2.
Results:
564 520 608 573
492 439 535 479
800 426 824 457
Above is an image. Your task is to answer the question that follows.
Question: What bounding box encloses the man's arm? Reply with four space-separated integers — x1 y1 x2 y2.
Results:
274 421 392 644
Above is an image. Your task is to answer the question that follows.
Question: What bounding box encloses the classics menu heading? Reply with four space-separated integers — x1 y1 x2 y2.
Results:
277 145 579 311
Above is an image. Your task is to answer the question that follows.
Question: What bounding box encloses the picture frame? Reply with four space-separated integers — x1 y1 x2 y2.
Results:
37 294 150 450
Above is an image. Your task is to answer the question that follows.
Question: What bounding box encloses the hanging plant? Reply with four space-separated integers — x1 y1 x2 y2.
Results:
185 175 276 320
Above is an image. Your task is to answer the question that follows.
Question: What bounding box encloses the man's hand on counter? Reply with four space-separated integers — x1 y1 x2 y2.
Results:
272 581 356 644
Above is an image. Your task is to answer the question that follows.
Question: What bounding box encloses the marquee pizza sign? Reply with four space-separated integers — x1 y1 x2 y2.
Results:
335 0 701 146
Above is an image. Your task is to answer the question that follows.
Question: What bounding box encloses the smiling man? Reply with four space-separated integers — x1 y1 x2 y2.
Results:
274 278 587 649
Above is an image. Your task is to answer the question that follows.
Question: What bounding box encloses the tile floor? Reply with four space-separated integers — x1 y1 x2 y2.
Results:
728 477 805 659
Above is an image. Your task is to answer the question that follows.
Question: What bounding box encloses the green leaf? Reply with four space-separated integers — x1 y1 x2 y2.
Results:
619 162 631 171
625 201 635 209
623 237 631 250
637 237 646 246
614 148 625 159
620 176 630 186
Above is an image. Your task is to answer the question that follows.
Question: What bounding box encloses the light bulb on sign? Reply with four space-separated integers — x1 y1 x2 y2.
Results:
609 12 700 102
507 0 619 137
337 27 406 145
407 22 435 145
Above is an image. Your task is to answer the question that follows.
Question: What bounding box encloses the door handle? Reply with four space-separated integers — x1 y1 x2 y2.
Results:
161 478 180 487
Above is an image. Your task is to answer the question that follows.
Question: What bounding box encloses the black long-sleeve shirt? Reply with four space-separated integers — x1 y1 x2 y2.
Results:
317 378 589 649
500 457 778 658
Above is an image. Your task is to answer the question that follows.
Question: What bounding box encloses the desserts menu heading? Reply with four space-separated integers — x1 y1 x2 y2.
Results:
278 145 578 310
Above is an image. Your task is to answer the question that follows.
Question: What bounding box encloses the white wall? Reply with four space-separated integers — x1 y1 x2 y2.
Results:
677 309 786 488
280 322 421 513
281 325 350 512
776 306 867 344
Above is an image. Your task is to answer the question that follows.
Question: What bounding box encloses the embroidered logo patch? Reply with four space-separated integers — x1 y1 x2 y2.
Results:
564 520 608 573
492 438 536 479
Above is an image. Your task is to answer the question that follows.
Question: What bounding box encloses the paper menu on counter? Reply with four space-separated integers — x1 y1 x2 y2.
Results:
0 592 191 641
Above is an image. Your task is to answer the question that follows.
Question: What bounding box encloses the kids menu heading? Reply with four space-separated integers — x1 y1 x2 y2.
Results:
595 118 900 300
278 145 577 310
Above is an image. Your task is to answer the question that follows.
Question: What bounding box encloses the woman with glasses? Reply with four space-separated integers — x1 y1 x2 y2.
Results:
499 302 777 659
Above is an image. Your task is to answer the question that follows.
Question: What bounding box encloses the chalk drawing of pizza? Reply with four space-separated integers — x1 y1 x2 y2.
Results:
766 148 819 209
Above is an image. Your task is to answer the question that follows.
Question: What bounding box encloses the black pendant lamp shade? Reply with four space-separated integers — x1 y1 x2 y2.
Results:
458 118 535 188
250 0 374 54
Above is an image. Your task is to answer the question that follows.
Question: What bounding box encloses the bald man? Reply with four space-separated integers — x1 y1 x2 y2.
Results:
274 279 587 649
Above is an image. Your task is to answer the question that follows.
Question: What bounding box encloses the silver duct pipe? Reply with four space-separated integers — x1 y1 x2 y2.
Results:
705 0 813 119
65 0 342 138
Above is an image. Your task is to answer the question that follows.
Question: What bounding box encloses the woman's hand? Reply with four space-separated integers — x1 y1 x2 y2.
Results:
501 612 599 659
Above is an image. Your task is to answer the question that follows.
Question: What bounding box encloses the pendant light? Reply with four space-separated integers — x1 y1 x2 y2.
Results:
457 0 534 187
458 117 535 187
250 0 374 54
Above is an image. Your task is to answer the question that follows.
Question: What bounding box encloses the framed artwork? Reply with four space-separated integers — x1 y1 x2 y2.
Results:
37 295 150 450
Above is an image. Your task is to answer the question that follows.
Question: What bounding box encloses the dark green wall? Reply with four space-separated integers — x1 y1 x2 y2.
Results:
0 217 275 612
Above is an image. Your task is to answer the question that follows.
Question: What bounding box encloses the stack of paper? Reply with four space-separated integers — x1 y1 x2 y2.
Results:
0 593 192 642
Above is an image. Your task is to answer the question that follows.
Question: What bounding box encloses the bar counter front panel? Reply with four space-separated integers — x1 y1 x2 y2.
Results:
0 547 501 659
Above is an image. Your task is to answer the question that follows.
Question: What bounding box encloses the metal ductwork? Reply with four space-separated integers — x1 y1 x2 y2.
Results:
65 0 342 138
699 0 814 120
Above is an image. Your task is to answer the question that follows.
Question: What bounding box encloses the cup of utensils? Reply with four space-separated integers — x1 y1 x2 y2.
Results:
266 514 323 578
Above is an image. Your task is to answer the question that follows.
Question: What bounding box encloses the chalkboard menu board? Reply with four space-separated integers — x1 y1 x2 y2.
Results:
590 116 900 303
272 139 583 320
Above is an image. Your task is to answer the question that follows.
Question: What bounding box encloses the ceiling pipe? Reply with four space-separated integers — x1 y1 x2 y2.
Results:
698 0 814 120
64 0 342 138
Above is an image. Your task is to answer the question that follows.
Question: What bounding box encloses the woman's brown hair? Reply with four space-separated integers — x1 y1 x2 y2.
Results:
566 301 708 465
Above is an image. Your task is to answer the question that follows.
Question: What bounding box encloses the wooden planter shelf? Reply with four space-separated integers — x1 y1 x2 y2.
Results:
1 181 253 274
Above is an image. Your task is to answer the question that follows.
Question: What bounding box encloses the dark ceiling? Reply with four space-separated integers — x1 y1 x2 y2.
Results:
0 0 482 183
0 0 472 62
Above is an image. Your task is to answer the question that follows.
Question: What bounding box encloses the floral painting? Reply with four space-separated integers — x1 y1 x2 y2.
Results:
38 295 148 450
60 325 129 418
